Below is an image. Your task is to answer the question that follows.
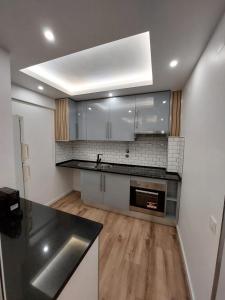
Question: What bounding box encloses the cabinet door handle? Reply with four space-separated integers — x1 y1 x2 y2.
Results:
135 111 139 129
109 122 112 139
76 123 78 139
106 122 108 139
103 175 106 192
100 174 102 191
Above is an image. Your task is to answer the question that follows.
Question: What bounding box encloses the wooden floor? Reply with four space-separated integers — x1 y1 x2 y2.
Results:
52 192 190 300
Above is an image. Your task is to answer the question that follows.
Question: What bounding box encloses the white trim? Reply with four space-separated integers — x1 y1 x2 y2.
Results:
11 84 55 110
46 190 73 206
12 98 55 111
176 225 195 300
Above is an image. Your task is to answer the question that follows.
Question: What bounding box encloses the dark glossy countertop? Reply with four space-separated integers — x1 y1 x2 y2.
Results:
56 159 181 181
0 198 102 300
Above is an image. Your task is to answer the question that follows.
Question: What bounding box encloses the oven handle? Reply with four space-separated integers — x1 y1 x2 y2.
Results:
136 189 159 196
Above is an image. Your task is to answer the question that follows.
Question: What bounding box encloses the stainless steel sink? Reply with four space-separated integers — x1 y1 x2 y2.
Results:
100 164 113 169
77 162 98 169
77 162 113 170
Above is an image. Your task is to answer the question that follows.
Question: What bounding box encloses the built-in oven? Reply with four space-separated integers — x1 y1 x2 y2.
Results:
130 179 166 217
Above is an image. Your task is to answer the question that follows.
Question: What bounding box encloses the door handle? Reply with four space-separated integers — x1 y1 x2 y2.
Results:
136 189 159 196
135 111 139 129
76 123 78 139
103 174 106 192
106 122 109 139
109 122 112 139
100 173 102 191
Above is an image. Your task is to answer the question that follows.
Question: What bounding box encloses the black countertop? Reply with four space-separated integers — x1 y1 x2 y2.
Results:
56 159 181 182
0 198 102 300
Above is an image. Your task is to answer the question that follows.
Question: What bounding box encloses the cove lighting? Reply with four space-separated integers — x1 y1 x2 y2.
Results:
21 32 153 96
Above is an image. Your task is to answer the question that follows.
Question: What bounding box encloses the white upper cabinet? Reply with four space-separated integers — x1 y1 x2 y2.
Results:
56 91 171 142
135 91 171 134
76 101 87 140
86 96 135 141
86 99 110 140
108 96 135 141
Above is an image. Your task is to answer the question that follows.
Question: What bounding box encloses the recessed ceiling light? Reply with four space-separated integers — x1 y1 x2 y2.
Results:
88 107 92 111
43 245 49 253
108 93 113 97
169 59 178 68
162 100 167 104
38 85 44 90
160 118 164 121
43 29 55 42
128 110 132 113
161 130 165 134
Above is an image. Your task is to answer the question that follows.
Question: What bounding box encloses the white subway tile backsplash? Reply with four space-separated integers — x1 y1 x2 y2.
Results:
55 136 185 175
167 137 185 174
55 142 73 163
56 137 168 168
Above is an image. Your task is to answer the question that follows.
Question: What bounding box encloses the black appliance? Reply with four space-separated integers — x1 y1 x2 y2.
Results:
0 187 20 218
130 180 166 217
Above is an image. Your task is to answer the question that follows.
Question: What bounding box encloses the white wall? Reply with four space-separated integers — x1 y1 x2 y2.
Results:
0 49 15 188
12 89 73 205
216 234 225 300
178 13 225 300
12 84 55 110
73 169 81 191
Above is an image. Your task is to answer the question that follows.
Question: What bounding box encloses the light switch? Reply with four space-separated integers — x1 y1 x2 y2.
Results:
209 216 217 234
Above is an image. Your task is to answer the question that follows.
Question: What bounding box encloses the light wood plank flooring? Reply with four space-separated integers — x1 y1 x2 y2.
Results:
52 192 190 300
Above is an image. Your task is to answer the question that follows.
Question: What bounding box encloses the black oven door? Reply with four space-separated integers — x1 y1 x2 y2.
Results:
130 186 165 217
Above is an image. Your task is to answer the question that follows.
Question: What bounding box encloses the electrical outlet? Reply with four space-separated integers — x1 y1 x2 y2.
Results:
209 216 217 234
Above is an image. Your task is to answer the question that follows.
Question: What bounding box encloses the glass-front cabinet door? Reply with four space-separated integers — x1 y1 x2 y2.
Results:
135 91 171 134
76 101 87 140
86 99 109 140
109 96 135 141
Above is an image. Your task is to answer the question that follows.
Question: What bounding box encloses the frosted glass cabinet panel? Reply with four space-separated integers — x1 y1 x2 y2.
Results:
76 102 87 140
86 100 110 140
109 96 135 141
135 91 171 134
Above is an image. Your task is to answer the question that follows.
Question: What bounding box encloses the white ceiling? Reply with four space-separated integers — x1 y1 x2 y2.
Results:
0 0 224 100
21 32 153 96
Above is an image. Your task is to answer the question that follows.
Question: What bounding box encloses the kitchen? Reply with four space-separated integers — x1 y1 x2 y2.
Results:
0 1 225 300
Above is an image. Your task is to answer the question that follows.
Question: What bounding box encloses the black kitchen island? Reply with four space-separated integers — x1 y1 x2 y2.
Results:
0 198 102 300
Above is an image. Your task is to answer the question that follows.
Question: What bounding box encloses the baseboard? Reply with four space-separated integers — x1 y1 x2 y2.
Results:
176 225 195 300
46 190 74 206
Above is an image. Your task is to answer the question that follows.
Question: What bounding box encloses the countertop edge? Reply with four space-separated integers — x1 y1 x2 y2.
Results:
53 230 101 300
48 203 103 300
25 199 103 300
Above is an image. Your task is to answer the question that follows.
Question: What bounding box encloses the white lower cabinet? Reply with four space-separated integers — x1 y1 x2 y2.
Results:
81 171 104 205
81 170 130 211
57 238 99 300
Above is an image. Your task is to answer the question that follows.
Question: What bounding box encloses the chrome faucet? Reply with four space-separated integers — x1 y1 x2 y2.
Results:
96 153 103 164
